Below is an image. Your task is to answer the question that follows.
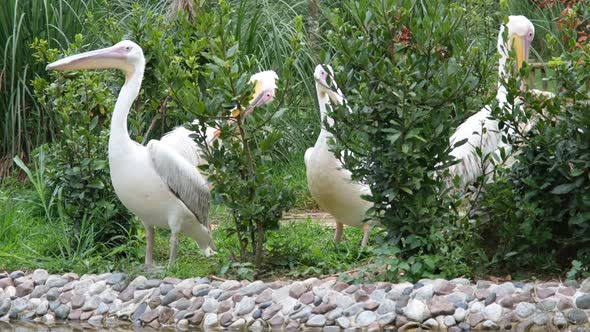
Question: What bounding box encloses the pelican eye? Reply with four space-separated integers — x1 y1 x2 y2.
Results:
125 46 131 50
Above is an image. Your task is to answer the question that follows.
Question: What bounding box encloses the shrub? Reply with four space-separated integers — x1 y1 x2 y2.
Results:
30 36 135 246
479 46 590 273
322 0 499 279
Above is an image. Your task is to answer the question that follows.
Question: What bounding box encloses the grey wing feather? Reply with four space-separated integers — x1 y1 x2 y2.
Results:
147 140 210 227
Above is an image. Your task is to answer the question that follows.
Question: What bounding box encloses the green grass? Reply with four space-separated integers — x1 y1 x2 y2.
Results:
0 183 371 280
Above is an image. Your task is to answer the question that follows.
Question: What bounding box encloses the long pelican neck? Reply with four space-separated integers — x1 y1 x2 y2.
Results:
496 25 509 106
109 67 144 151
316 84 334 138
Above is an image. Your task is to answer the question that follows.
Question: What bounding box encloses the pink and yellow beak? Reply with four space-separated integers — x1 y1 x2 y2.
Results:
512 35 531 72
46 44 129 72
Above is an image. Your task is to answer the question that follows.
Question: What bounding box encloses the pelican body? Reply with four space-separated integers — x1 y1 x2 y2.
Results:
448 16 535 188
305 65 373 246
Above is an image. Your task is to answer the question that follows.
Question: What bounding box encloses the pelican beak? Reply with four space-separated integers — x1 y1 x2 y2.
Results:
243 89 275 117
46 45 127 71
512 35 530 72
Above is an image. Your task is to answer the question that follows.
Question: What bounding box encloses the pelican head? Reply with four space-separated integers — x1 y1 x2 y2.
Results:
504 15 535 71
240 70 278 117
313 64 345 105
46 40 145 77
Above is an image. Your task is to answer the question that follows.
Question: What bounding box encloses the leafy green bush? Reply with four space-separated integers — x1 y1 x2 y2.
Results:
30 36 134 245
479 47 590 274
322 0 499 279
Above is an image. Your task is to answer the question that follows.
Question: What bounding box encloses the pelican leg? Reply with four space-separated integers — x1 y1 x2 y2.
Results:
361 224 371 247
334 222 344 243
145 226 154 270
169 232 178 267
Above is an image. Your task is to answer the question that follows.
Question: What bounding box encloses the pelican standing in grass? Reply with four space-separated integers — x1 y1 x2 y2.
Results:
448 16 535 188
305 64 373 246
46 40 277 269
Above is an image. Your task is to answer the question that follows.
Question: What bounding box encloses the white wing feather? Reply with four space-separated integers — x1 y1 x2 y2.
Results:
147 140 210 227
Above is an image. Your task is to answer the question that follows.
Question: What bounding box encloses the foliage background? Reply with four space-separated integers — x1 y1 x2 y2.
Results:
0 0 588 280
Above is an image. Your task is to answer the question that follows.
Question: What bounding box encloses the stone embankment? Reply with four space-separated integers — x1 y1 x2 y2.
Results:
1 270 590 331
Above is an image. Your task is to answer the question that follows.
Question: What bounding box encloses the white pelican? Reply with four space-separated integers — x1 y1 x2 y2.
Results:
161 70 279 166
46 41 277 269
447 16 534 188
305 64 373 246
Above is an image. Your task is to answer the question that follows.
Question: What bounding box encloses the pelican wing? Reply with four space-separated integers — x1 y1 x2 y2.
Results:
147 140 210 227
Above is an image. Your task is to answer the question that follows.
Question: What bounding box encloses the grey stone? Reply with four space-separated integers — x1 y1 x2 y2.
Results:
96 302 109 315
82 295 101 311
576 294 590 309
177 318 189 330
377 312 396 325
160 283 175 296
46 287 61 302
230 318 247 329
553 311 567 328
412 284 434 300
484 292 496 305
377 299 396 314
532 312 549 325
336 316 350 329
249 319 264 332
343 303 364 317
9 271 24 279
36 300 48 316
451 278 471 286
291 305 312 320
458 322 471 330
475 288 490 300
32 269 49 285
242 281 268 296
370 289 387 302
357 310 377 327
483 303 502 322
196 277 210 284
363 300 379 311
539 297 557 311
174 298 191 311
498 295 514 308
42 313 55 324
88 281 106 295
515 302 535 319
307 314 326 327
491 283 515 297
326 307 343 320
0 298 11 316
565 308 588 324
11 298 27 314
45 276 68 288
558 296 574 310
236 297 255 316
54 304 70 319
300 291 314 305
423 318 438 328
202 298 219 313
476 280 491 289
88 314 103 325
117 285 135 302
162 288 184 306
204 313 219 327
564 279 579 288
481 319 499 329
558 287 575 296
444 315 457 326
470 301 485 313
579 277 590 292
220 280 241 290
131 302 147 321
404 299 431 322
